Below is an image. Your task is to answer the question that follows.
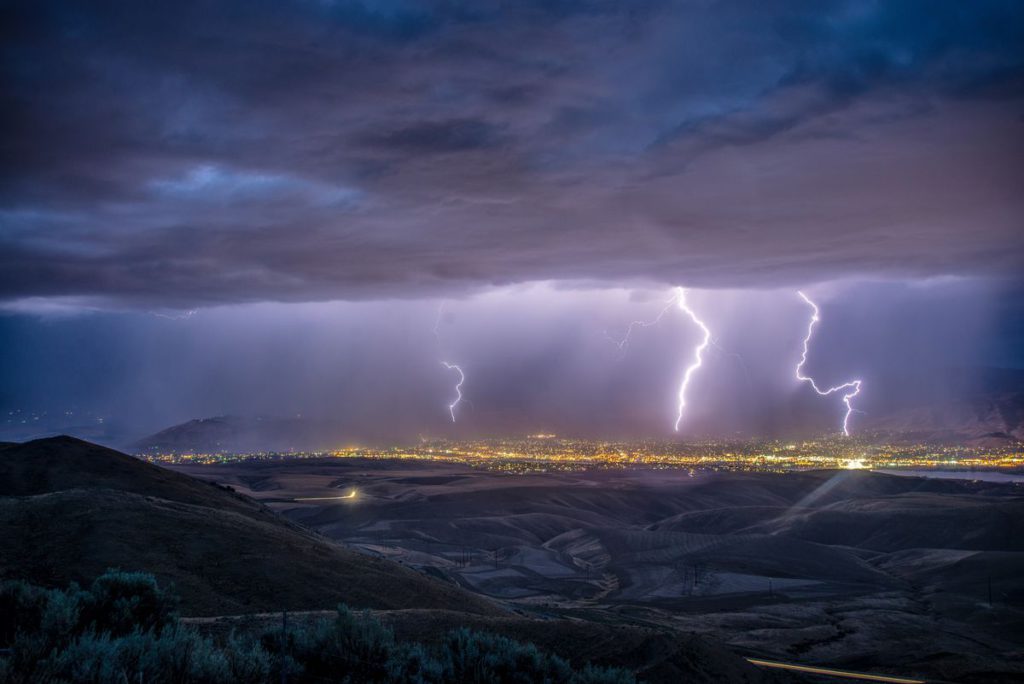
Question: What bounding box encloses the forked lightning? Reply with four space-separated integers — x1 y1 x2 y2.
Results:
795 291 862 436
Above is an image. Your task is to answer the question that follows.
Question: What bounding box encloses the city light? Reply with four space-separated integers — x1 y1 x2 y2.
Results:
141 436 1024 476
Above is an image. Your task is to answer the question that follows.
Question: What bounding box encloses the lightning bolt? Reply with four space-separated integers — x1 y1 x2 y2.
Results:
151 309 197 320
795 291 862 436
604 290 681 355
432 302 445 343
441 362 464 422
433 303 466 422
674 288 712 432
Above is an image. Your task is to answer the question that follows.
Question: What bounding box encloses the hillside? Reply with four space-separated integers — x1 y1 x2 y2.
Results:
133 415 330 454
748 494 1024 552
0 436 499 617
0 437 782 682
863 392 1024 443
0 435 264 518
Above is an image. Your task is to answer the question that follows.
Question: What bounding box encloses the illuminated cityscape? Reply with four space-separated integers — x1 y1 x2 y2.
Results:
140 434 1024 475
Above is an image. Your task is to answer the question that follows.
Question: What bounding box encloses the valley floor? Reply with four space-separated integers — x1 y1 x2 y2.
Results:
172 460 1024 684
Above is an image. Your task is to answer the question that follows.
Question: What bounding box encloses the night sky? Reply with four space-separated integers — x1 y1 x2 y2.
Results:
2 2 1023 444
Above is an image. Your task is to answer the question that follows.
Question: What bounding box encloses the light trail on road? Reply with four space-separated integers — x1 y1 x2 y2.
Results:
294 490 357 501
746 658 925 683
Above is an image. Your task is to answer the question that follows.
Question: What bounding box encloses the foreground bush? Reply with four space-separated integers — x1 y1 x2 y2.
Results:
0 572 634 683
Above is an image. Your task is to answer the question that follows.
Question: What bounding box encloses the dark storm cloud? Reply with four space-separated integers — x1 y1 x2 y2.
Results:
2 0 1023 307
360 118 509 154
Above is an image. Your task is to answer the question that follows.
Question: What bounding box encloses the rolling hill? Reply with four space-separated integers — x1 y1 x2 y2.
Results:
0 436 777 682
0 436 499 617
186 458 1024 682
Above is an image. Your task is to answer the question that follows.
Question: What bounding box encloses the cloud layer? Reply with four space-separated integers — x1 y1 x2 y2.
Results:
2 1 1023 307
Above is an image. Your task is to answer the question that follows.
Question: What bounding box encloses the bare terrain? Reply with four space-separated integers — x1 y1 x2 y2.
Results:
1 437 779 683
173 458 1024 683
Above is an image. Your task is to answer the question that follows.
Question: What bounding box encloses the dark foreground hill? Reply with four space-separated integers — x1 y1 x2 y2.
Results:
0 436 263 517
0 436 498 617
0 437 774 682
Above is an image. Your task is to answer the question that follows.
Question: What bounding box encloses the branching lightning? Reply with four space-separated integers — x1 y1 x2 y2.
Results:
674 288 712 432
441 361 464 422
151 309 197 320
795 291 862 436
604 291 681 355
606 288 713 431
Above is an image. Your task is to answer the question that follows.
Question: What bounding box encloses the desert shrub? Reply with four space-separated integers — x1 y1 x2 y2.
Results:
0 572 194 684
78 569 178 637
441 627 572 683
263 605 424 683
385 641 445 683
0 576 634 684
0 580 50 646
41 582 87 639
224 632 274 683
320 606 402 682
437 627 634 684
0 579 87 680
35 624 230 683
571 663 636 684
